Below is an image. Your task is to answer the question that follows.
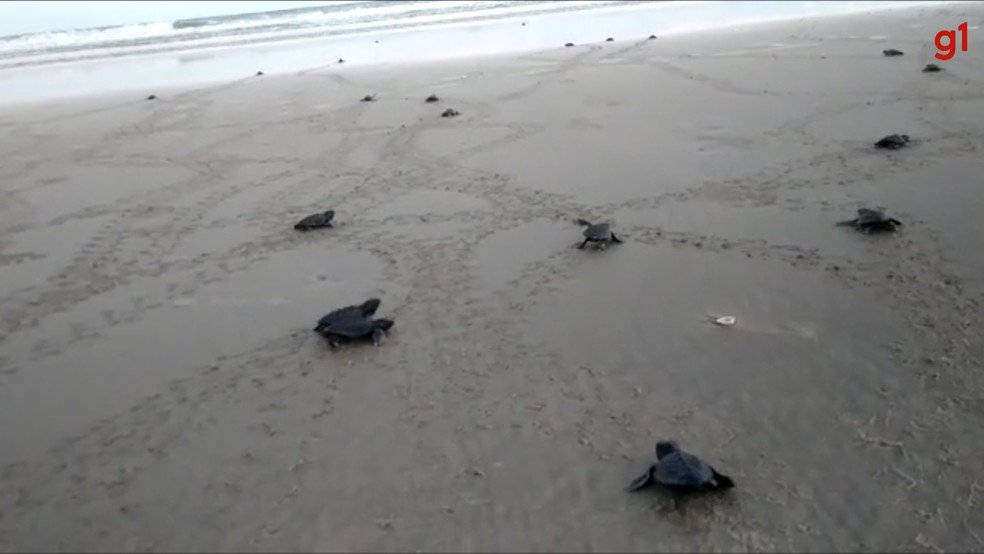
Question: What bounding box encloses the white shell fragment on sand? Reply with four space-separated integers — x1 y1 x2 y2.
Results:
714 316 737 326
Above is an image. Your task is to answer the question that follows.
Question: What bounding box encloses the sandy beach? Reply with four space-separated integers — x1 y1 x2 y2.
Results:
2 2 984 551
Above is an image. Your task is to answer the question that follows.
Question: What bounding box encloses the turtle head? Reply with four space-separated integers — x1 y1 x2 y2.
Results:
374 318 395 331
359 298 382 316
655 440 680 459
575 218 593 227
324 210 335 219
901 134 910 142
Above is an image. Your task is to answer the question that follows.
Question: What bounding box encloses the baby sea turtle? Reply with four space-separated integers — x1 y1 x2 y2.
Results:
837 208 903 234
256 71 264 76
923 63 941 72
565 42 575 47
314 298 394 347
649 35 657 40
337 58 345 64
882 48 904 56
441 108 460 118
605 37 614 42
576 218 623 249
361 94 377 102
146 94 157 100
874 134 909 149
425 94 439 103
627 440 735 493
293 210 335 231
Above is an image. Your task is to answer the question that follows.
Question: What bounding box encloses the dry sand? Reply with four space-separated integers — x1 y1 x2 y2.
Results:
2 3 984 552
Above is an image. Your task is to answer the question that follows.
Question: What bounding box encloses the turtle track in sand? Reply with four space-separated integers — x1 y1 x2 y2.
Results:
2 6 984 550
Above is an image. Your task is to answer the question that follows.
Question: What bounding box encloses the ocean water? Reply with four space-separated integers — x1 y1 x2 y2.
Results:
0 1 935 104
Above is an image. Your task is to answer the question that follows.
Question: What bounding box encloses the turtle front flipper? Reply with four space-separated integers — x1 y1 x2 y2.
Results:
836 218 858 227
626 467 656 492
576 218 593 227
610 233 623 244
888 218 903 227
578 238 590 249
709 468 735 490
359 298 382 317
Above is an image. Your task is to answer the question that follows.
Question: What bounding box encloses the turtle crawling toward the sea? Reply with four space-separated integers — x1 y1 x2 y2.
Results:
565 42 575 47
837 207 903 234
882 48 904 56
314 298 395 348
294 210 335 231
874 134 910 149
576 218 623 249
441 108 460 118
923 63 942 72
361 94 377 102
627 440 735 493
425 94 439 103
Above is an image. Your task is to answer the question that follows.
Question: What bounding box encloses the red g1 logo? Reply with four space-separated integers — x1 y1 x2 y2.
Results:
935 21 968 61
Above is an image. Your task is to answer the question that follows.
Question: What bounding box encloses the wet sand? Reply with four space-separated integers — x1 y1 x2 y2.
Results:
2 3 984 552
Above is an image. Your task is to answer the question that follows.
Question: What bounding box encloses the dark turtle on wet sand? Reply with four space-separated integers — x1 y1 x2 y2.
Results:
256 71 264 76
425 94 439 103
874 133 910 149
337 58 345 64
565 42 575 47
923 63 942 72
605 37 614 42
293 210 335 231
649 34 657 40
627 440 735 493
441 108 460 117
147 94 157 100
837 208 903 234
314 298 395 347
361 94 377 102
576 218 623 249
882 48 904 56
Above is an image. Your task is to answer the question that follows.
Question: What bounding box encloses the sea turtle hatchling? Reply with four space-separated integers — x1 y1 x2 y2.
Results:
837 207 903 234
576 218 623 249
874 134 909 149
314 298 395 348
293 210 335 231
441 108 460 118
882 48 904 56
361 94 377 102
425 94 439 103
923 63 942 72
627 440 735 493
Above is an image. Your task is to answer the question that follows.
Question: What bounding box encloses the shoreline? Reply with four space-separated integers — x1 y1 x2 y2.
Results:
1 1 983 551
0 0 940 106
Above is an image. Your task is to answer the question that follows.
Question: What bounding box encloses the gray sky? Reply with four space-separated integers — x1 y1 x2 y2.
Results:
0 1 353 37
